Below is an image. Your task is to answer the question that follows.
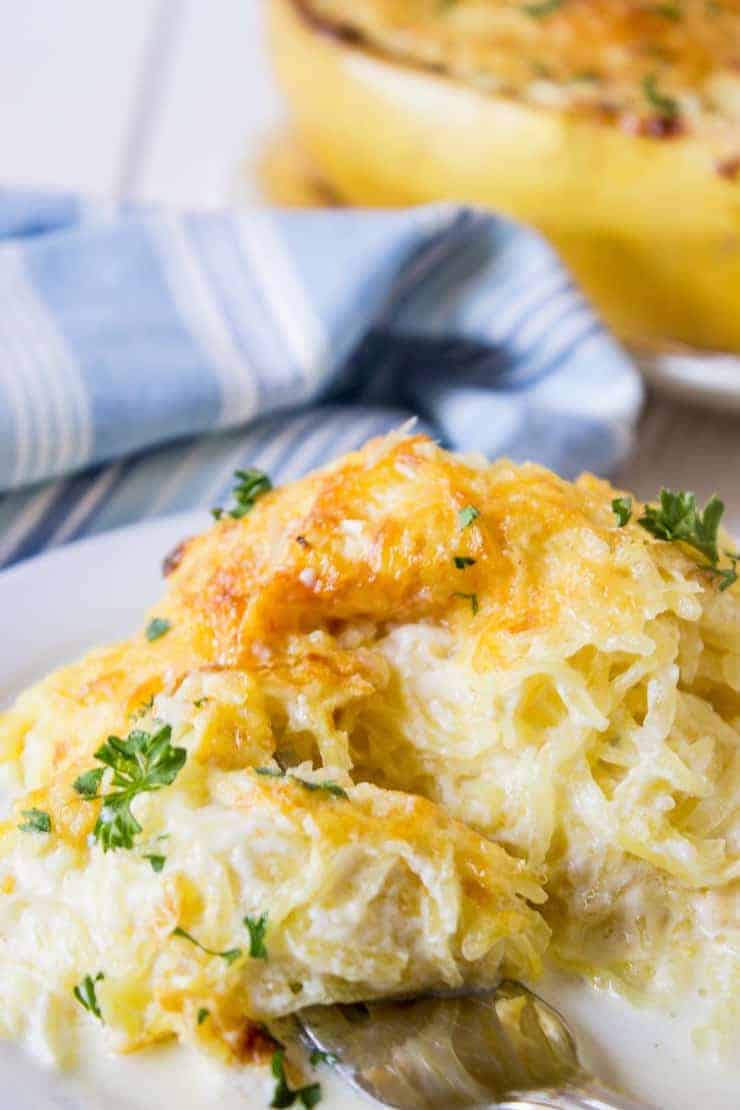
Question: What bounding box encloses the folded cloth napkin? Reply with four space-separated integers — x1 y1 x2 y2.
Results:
0 190 642 569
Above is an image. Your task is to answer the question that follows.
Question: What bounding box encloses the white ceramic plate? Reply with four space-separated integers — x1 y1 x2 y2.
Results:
1 514 738 1110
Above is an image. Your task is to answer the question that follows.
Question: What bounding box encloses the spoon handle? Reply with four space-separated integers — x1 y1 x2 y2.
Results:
496 1075 652 1110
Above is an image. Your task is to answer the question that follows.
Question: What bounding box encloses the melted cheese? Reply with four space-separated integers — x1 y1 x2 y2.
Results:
301 0 740 150
0 431 738 1076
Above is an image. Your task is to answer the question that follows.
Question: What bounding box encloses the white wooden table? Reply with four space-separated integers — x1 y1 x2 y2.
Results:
1 0 738 530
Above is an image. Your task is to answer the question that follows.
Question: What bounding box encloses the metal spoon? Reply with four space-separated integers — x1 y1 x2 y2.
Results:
296 981 652 1109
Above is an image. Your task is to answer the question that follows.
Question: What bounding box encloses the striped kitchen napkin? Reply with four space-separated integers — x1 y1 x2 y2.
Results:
0 190 642 568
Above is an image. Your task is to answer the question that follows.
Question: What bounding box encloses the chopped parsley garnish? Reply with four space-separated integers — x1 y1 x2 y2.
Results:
18 808 51 834
193 697 209 708
73 724 187 852
643 73 679 120
172 926 242 966
453 591 479 615
294 778 348 800
145 617 171 642
270 1049 322 1109
611 496 632 527
522 0 564 15
197 1007 210 1026
309 1049 338 1068
74 972 104 1021
638 490 723 563
636 489 737 591
458 505 480 529
653 1 681 17
244 912 268 960
143 853 166 873
212 468 272 521
709 560 739 592
453 556 476 568
255 767 348 799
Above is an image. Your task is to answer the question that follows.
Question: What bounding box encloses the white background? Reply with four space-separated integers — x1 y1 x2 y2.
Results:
0 0 739 529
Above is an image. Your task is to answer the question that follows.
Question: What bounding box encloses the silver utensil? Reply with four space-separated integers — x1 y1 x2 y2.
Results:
296 981 652 1109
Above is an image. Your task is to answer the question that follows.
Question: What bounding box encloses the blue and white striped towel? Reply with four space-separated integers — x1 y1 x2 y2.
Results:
0 190 642 569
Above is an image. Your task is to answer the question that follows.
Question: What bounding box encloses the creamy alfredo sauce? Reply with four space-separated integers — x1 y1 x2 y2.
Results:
1 970 738 1110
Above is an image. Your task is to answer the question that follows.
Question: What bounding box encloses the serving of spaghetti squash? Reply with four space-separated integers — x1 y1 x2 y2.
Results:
0 431 738 1079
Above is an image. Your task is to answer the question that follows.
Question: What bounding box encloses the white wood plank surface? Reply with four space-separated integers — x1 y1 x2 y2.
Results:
128 0 283 205
0 0 161 196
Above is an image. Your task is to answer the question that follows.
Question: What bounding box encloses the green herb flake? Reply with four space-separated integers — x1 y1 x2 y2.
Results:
611 496 632 527
255 766 286 778
144 853 166 873
270 1049 322 1109
637 489 738 591
292 777 349 800
73 767 106 798
193 697 209 709
522 0 564 16
638 490 723 563
653 2 682 17
458 505 481 529
197 1007 210 1026
244 912 269 960
18 808 52 834
172 926 242 966
453 556 476 568
643 73 679 119
74 724 187 852
73 972 104 1021
212 469 272 521
453 591 479 615
145 617 171 642
310 1049 338 1068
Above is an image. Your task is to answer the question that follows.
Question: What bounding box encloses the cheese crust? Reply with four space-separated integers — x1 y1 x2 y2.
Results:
269 0 740 352
1 431 738 1064
302 0 740 151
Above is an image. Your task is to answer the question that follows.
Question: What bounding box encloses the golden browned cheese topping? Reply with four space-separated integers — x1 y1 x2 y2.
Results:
300 0 740 148
1 431 738 1062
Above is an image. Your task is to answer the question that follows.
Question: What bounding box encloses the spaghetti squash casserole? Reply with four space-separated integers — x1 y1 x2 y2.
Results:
0 432 738 1080
269 0 740 351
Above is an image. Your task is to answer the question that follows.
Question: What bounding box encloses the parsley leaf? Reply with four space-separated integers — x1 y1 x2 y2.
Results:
73 724 187 852
255 767 348 799
523 0 563 15
636 489 738 591
197 1007 210 1026
453 556 476 568
73 972 104 1021
144 853 166 873
638 490 723 563
172 926 242 965
293 778 348 800
270 1049 322 1108
145 617 171 642
18 808 51 834
453 591 479 615
73 768 105 798
212 469 272 521
653 2 681 17
244 912 269 960
458 505 480 529
709 563 739 592
612 497 632 527
643 73 679 120
309 1049 338 1068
